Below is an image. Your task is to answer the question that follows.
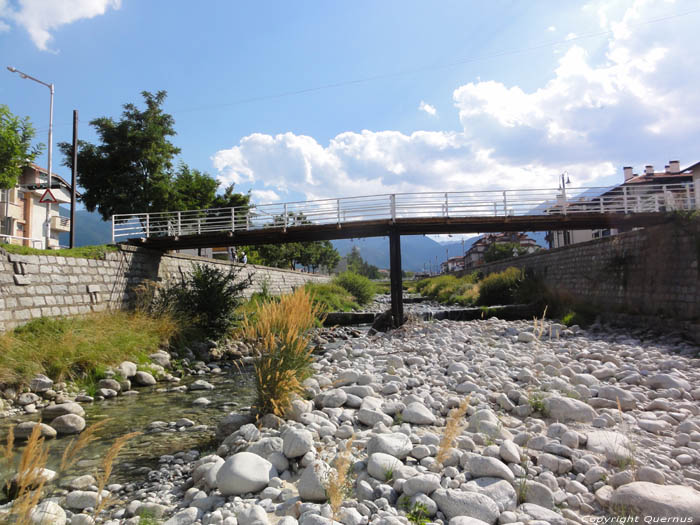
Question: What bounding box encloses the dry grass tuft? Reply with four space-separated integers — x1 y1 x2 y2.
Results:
242 288 322 417
93 431 141 517
326 435 355 520
437 395 472 465
60 418 111 471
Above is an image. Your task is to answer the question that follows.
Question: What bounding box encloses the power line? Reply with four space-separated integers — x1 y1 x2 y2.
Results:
34 6 700 133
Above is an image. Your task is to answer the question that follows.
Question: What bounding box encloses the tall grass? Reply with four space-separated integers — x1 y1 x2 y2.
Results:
1 421 138 525
0 311 178 387
304 282 359 312
437 395 471 465
326 435 356 520
476 267 524 306
243 288 322 417
412 273 480 306
0 244 118 260
333 272 375 305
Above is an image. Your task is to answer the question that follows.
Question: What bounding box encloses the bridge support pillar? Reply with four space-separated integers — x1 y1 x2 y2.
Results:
389 230 404 328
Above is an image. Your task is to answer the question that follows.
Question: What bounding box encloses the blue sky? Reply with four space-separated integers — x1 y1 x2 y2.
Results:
2 0 700 210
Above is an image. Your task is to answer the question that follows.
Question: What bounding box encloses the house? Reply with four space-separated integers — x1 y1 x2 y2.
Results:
548 160 699 249
440 256 465 274
0 164 73 249
461 232 540 271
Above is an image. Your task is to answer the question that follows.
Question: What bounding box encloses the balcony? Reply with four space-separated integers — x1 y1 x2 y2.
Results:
51 215 71 232
0 202 24 221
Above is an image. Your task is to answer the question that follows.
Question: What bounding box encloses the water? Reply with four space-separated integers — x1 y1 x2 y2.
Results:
0 367 256 491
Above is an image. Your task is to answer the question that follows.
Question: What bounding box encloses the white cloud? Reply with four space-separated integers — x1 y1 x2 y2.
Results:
213 0 700 203
548 25 556 31
418 100 437 116
250 189 281 203
0 0 121 51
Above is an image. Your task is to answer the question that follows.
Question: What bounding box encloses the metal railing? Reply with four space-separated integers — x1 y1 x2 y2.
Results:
0 234 45 249
111 182 697 242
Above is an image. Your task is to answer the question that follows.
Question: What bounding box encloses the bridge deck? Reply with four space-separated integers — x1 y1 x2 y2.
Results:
126 212 669 250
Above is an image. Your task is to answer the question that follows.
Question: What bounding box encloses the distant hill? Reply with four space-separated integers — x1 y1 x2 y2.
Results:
59 209 112 247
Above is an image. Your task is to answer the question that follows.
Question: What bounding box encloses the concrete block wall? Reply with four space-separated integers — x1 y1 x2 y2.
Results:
0 245 329 332
463 220 700 320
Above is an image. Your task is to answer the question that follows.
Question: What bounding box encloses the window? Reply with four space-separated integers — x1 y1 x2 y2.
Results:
16 222 24 235
0 189 7 202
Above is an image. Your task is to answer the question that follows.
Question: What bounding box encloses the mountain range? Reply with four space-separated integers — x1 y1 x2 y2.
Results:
62 209 546 272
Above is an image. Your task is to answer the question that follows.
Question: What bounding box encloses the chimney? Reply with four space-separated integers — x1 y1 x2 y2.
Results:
645 165 654 175
623 166 634 181
665 165 670 173
669 160 680 173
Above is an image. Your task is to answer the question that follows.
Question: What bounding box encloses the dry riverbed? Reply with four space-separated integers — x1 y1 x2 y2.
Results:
12 318 700 524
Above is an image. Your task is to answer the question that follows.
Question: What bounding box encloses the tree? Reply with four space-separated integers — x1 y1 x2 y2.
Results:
59 90 181 220
483 242 529 263
345 246 381 278
170 163 219 211
0 105 42 189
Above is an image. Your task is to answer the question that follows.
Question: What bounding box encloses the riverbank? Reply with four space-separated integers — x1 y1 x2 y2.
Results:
12 315 699 524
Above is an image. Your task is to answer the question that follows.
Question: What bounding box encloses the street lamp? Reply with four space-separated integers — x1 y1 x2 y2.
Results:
7 66 54 249
559 171 572 245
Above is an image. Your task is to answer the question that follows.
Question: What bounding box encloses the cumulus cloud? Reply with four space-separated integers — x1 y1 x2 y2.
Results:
250 189 281 204
418 100 437 116
548 25 556 31
0 0 121 51
213 0 700 202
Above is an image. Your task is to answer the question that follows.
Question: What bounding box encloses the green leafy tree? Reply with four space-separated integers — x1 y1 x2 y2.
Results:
59 90 181 220
170 163 219 211
483 242 529 263
345 246 381 278
0 105 43 189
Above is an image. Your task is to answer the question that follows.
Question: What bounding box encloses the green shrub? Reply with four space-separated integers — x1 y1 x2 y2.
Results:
333 272 376 305
151 263 252 339
476 267 524 306
305 282 359 312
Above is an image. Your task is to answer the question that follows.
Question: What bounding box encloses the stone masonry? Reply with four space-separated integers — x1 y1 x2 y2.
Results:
0 245 329 332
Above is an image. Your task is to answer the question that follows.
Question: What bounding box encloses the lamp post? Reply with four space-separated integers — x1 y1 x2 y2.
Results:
7 66 54 249
559 170 571 245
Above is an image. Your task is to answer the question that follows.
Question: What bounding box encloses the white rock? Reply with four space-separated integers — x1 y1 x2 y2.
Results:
65 490 100 510
117 361 138 378
611 482 700 519
366 433 413 460
543 395 595 423
164 508 200 525
432 488 500 523
586 430 633 464
14 421 57 439
237 504 269 525
30 500 66 525
367 453 402 482
216 452 277 495
464 454 514 482
499 440 520 464
283 427 314 458
42 402 85 419
401 402 435 425
50 414 86 435
133 371 157 386
402 474 440 496
30 374 54 393
298 460 332 502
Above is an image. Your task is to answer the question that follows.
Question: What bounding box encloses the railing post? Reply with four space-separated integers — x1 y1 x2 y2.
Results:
283 203 288 231
694 174 700 209
111 216 115 243
197 218 201 234
493 202 497 216
600 196 604 214
146 214 150 238
390 194 396 223
636 195 641 212
444 193 449 217
177 211 182 235
654 195 659 212
503 191 508 216
623 186 628 213
246 212 250 230
337 199 341 225
686 184 692 210
231 208 235 232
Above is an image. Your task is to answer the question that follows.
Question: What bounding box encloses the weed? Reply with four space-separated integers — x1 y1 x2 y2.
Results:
93 431 141 517
528 391 546 414
333 272 376 305
399 499 430 525
304 282 359 313
0 244 118 259
136 509 160 525
437 395 471 465
392 412 404 426
0 312 177 387
383 468 394 482
517 477 528 504
243 288 322 417
325 436 355 520
477 267 525 306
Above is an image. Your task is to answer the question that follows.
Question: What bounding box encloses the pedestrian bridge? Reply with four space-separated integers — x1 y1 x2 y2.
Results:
112 181 697 326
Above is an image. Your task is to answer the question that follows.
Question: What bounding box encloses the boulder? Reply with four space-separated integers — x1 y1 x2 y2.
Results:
402 474 441 497
14 421 57 440
298 460 332 502
29 374 54 393
216 412 255 438
50 414 86 435
543 396 595 423
463 454 514 482
586 430 633 464
402 402 435 425
116 361 138 379
65 490 100 510
432 488 499 524
216 452 277 495
132 371 157 386
367 453 402 482
366 433 413 460
30 500 66 525
42 402 85 420
610 482 700 519
283 427 314 458
238 504 270 525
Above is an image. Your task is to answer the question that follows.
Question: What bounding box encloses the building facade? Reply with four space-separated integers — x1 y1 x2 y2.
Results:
0 164 72 249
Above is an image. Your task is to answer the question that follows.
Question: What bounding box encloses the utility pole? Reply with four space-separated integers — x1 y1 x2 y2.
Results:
70 110 78 249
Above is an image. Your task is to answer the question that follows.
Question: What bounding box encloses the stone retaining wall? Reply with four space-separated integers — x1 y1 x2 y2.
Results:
459 220 700 321
0 245 329 332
